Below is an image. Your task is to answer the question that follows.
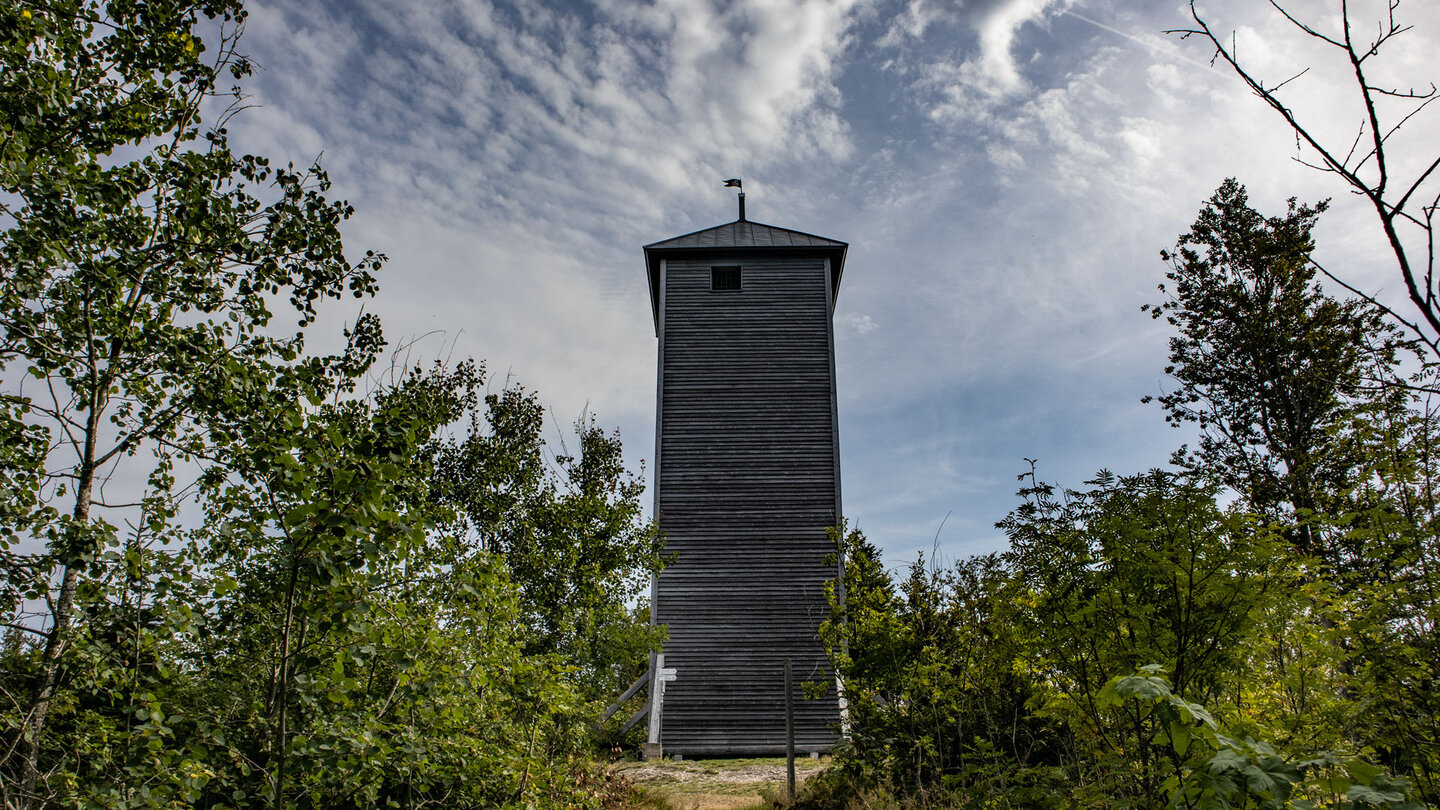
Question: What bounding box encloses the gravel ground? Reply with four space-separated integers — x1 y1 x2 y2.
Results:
612 756 828 809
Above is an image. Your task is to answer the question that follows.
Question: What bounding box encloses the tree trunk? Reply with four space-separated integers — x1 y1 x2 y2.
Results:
18 376 103 810
19 461 95 809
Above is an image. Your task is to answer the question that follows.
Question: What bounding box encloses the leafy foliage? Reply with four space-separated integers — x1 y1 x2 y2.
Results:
0 3 659 808
1143 178 1412 567
1104 667 1424 810
819 529 1062 804
429 389 665 703
1 0 387 803
813 181 1440 810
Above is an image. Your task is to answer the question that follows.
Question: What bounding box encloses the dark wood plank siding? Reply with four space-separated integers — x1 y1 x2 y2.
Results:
655 256 842 755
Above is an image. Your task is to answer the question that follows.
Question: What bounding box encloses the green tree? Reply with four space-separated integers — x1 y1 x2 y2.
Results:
818 470 1282 808
1 2 658 807
197 360 468 807
998 469 1283 807
1144 178 1411 569
1145 181 1440 800
1105 666 1424 810
819 528 1065 805
182 361 606 808
22 356 613 808
0 1 382 802
429 388 665 703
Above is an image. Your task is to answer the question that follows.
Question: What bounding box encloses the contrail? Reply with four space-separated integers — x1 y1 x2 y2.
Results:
1060 8 1223 74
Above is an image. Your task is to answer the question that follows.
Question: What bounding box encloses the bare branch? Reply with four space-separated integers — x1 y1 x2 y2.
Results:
0 624 51 641
1269 66 1311 93
1396 152 1440 217
90 499 148 510
1311 257 1440 359
1177 0 1440 359
1342 121 1367 169
1368 82 1437 100
1267 0 1346 48
1292 156 1343 175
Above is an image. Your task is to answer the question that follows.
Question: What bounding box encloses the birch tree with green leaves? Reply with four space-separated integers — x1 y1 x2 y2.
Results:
1 3 662 808
0 1 384 803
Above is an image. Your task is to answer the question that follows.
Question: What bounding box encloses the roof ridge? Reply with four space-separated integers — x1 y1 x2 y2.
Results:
644 219 847 250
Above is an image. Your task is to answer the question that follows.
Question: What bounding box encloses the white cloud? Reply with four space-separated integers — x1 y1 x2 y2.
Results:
226 0 1440 562
876 0 951 48
880 0 1070 119
840 313 880 334
242 0 861 234
974 0 1059 94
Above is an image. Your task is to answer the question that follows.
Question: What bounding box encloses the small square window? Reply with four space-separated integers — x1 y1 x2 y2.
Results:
711 266 741 291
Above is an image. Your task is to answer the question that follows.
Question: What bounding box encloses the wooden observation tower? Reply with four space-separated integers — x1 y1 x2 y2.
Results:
642 190 846 757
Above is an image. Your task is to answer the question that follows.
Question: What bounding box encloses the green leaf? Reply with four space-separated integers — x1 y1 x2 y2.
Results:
1169 720 1192 756
1347 784 1406 804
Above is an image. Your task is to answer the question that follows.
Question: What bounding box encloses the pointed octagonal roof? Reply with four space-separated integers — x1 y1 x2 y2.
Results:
643 218 848 328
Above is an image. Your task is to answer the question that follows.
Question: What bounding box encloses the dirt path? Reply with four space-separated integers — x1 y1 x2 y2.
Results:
612 756 827 810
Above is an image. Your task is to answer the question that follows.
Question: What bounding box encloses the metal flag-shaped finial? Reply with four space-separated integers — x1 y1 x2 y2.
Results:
723 178 746 221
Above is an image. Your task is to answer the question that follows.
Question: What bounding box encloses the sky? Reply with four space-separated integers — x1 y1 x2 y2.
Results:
225 0 1440 568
